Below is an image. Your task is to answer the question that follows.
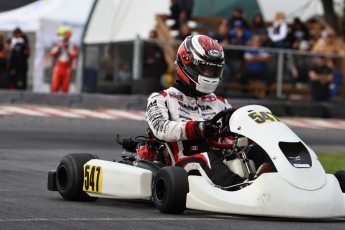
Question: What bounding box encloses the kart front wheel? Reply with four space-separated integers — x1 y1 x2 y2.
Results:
334 170 345 193
56 153 99 201
153 166 189 214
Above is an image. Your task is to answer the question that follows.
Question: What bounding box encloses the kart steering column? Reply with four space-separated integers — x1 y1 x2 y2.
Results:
241 144 256 180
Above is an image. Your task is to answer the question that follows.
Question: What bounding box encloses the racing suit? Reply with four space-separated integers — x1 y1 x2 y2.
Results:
50 42 78 93
146 81 245 187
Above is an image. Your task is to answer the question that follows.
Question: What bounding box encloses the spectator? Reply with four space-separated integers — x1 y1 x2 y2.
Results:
175 23 192 41
0 34 10 89
50 26 78 93
209 22 231 81
250 12 267 38
115 61 131 83
229 20 251 45
9 27 30 90
311 29 344 97
170 0 194 29
267 12 289 48
227 7 249 29
312 29 345 54
227 20 251 80
308 56 333 101
241 36 272 96
328 60 342 98
288 17 310 50
250 12 270 47
142 30 168 80
286 41 313 88
100 46 115 82
208 22 230 45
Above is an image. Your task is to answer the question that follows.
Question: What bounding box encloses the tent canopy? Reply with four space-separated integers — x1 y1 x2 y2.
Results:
84 0 170 44
257 0 324 22
0 0 93 32
85 0 340 44
0 0 60 31
0 0 94 93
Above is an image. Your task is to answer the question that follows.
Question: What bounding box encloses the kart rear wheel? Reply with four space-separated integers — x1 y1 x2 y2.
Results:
56 153 99 201
334 170 345 193
152 166 189 214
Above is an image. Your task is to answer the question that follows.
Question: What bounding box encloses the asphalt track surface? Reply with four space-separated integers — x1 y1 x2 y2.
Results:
0 115 345 230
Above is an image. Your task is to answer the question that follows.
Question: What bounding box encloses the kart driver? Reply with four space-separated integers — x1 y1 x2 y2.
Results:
146 35 272 189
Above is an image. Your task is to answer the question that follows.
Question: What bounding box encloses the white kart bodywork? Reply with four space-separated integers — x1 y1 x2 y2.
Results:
85 105 345 218
187 174 345 218
85 159 152 200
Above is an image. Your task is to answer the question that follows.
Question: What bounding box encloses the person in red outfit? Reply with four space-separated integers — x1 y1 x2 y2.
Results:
50 26 78 93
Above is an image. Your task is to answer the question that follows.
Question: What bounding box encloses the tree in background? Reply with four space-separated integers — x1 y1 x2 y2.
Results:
321 0 345 36
321 0 337 29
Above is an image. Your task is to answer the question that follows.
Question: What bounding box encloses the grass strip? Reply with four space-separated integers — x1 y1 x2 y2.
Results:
317 153 345 174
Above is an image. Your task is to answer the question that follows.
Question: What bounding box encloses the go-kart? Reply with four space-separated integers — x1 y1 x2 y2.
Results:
47 105 345 218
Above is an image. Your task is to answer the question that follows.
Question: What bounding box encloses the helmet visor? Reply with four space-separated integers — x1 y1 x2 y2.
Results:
190 63 224 78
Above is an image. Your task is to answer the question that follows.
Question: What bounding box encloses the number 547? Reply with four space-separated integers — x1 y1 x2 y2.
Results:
83 165 102 193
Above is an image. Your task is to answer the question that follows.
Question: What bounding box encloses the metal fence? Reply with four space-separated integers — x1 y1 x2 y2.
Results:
82 38 345 101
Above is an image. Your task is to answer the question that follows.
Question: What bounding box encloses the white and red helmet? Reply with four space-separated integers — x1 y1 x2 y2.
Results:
175 35 225 95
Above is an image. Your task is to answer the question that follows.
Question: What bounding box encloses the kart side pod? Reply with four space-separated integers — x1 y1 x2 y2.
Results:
83 159 153 199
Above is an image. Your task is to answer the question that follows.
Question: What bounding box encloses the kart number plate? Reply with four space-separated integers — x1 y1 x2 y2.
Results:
248 111 281 124
83 165 103 193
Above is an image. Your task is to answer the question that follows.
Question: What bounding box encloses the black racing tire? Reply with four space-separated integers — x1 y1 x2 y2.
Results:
56 153 99 201
152 166 189 214
334 170 345 193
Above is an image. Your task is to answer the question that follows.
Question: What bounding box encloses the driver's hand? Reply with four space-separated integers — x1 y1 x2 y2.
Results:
194 121 219 139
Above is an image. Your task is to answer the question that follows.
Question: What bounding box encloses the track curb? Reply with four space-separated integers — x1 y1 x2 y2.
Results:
0 90 344 118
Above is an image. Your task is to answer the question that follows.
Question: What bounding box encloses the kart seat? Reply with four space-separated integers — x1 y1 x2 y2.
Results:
225 158 256 179
256 162 273 177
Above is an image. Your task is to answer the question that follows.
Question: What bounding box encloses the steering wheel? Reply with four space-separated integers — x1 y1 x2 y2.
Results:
205 108 236 149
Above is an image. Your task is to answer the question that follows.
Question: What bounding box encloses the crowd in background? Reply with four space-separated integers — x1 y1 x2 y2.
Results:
92 0 345 101
0 27 29 90
99 30 168 86
0 25 78 94
0 2 344 102
169 1 345 101
75 0 345 101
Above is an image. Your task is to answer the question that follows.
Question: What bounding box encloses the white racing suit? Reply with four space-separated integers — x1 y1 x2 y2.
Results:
146 82 245 187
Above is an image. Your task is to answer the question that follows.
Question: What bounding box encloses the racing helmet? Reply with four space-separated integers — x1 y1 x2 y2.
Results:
175 35 224 95
57 26 72 39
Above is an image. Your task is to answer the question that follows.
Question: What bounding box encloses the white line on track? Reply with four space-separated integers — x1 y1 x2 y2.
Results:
0 217 234 223
1 216 343 223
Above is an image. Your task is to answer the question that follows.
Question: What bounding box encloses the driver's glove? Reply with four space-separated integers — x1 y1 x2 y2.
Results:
194 121 219 139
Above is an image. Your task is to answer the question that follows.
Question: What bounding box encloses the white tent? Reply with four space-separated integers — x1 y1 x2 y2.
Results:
84 0 170 44
85 0 345 44
0 0 61 31
258 0 344 22
257 0 324 22
0 0 95 93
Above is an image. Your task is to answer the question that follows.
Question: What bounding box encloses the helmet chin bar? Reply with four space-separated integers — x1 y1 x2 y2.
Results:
196 75 220 94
